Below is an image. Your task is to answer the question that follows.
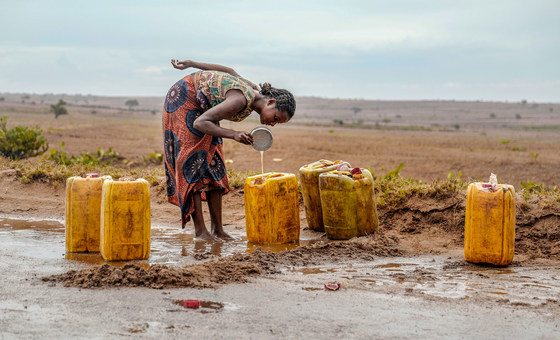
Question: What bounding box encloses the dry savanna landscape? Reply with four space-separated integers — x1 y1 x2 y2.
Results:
1 93 560 337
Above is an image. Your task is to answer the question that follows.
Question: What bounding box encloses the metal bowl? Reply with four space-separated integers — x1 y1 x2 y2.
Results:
251 126 273 151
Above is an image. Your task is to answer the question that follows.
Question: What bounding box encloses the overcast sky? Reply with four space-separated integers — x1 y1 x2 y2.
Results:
1 0 558 102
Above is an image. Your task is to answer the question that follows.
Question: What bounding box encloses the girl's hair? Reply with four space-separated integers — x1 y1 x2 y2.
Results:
259 82 296 118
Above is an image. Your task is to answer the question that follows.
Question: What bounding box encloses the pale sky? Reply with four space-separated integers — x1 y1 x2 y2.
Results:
1 0 558 102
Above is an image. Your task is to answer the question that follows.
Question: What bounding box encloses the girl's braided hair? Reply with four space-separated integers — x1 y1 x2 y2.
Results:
259 82 296 118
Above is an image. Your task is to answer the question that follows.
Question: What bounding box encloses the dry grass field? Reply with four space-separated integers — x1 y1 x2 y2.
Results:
1 94 559 187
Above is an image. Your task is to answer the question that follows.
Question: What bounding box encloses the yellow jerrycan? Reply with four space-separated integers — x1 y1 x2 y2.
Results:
319 169 379 240
65 174 112 252
299 160 346 232
464 183 515 266
244 172 300 244
100 178 151 261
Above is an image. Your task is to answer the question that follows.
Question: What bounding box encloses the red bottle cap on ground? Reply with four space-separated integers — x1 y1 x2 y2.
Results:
324 282 341 291
182 300 201 309
85 173 99 178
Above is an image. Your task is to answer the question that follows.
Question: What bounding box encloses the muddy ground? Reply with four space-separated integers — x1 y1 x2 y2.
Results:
1 99 560 338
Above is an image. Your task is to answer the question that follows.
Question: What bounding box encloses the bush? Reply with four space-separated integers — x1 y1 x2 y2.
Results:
0 116 49 160
47 142 119 166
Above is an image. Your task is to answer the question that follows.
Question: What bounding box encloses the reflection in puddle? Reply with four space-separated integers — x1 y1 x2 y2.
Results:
247 240 321 253
0 217 323 268
460 266 517 275
173 300 225 313
64 253 150 269
292 267 337 275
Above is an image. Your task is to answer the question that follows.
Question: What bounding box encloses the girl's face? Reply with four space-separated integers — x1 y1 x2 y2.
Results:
259 99 290 126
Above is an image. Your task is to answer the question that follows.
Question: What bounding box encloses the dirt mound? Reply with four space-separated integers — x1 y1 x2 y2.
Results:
380 194 560 260
516 200 560 259
44 234 402 289
44 259 263 289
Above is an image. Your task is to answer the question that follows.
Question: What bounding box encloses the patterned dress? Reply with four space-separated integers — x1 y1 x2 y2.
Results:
162 71 258 228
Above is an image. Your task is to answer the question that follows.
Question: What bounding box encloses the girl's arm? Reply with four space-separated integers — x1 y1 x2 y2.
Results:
193 90 254 145
171 59 240 77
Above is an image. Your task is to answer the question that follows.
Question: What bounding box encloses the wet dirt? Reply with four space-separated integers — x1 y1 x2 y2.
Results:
1 164 560 337
2 213 560 338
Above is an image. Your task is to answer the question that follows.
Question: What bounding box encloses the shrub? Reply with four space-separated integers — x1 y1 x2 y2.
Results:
0 116 49 160
143 152 163 164
47 142 119 166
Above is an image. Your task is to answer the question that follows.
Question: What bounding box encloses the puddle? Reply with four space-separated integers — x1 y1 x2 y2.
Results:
376 263 403 269
459 266 517 275
173 300 225 313
292 267 337 275
0 217 322 268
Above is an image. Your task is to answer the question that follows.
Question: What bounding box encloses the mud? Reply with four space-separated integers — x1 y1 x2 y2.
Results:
38 193 560 290
2 191 560 337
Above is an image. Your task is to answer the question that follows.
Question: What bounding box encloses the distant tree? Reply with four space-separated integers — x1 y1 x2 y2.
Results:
125 99 139 110
489 113 496 119
351 107 362 115
382 118 391 124
549 107 554 113
515 113 522 119
50 99 68 119
21 95 30 103
454 124 460 130
521 99 527 105
0 97 4 101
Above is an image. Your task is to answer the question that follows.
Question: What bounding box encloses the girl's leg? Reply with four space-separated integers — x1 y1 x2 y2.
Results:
206 189 235 240
192 191 219 241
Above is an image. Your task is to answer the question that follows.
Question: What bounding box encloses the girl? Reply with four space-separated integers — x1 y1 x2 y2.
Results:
163 59 296 241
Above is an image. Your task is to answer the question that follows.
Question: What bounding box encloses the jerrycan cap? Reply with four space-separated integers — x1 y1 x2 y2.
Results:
251 126 273 151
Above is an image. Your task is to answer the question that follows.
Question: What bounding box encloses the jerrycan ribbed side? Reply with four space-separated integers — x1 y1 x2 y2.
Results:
299 160 344 232
319 169 379 240
465 183 515 266
65 175 112 252
244 172 300 244
100 178 151 261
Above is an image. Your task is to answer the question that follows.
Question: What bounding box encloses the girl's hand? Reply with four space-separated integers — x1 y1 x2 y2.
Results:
171 59 192 70
233 131 254 145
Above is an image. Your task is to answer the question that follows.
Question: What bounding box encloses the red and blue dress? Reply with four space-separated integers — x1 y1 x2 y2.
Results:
162 71 258 228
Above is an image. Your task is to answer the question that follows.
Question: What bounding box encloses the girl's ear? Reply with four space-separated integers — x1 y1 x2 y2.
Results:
267 98 277 107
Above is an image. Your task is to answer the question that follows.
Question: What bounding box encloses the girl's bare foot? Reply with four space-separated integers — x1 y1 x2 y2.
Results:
195 230 222 242
212 230 237 241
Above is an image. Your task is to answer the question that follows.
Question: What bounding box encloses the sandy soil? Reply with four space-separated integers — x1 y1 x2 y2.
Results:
1 99 560 337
